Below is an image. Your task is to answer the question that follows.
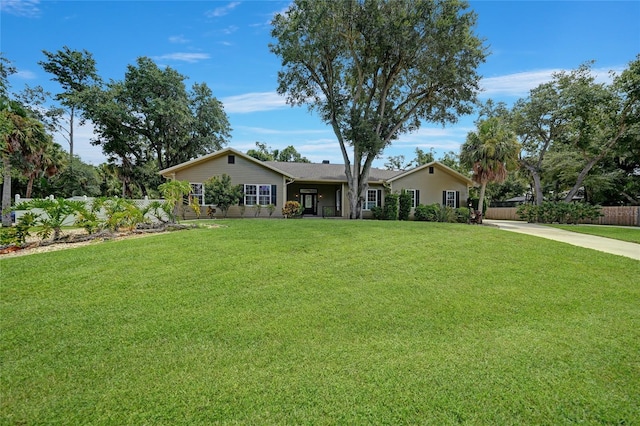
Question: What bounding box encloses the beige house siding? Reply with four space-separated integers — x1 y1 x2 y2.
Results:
391 166 470 216
169 153 287 218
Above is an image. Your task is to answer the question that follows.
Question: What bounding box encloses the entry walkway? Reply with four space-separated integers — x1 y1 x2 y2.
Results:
484 220 640 261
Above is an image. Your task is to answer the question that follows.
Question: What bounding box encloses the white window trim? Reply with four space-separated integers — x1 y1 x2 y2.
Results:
406 189 417 208
244 184 272 206
364 189 378 211
445 190 457 208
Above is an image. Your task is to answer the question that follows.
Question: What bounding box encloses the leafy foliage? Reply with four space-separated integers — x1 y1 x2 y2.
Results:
282 201 302 218
0 212 38 246
158 180 192 223
246 142 310 162
15 198 87 240
460 116 520 215
271 0 486 218
80 57 231 196
398 190 412 221
204 174 243 218
517 202 602 224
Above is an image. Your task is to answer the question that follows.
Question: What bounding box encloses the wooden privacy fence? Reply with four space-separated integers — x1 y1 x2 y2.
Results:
485 206 640 226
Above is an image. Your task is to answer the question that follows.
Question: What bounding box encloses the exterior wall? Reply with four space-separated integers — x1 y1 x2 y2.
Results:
391 166 470 216
170 154 287 218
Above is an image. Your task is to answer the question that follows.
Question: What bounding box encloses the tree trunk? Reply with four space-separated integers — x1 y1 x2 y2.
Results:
26 173 35 199
69 107 74 169
563 157 598 203
522 162 544 206
477 180 487 224
2 156 13 227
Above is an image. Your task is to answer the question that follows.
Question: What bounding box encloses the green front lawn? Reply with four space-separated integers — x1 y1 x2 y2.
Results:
549 224 640 244
2 220 639 424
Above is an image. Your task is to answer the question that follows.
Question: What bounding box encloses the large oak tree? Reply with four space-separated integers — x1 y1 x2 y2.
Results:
81 57 231 196
270 0 486 218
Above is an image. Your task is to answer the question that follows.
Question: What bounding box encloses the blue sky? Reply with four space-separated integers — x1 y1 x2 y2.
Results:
2 0 639 168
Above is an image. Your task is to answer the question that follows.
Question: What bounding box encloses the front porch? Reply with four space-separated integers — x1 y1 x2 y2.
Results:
287 183 344 218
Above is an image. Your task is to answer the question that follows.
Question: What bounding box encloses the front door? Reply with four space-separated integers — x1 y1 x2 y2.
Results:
302 193 317 215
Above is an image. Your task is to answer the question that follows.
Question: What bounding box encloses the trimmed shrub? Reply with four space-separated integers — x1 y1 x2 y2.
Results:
517 202 602 224
383 193 399 220
370 206 384 220
414 203 440 222
398 190 412 221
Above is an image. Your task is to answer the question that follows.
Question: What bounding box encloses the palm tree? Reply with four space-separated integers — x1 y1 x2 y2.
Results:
1 99 49 226
460 117 520 221
22 141 66 198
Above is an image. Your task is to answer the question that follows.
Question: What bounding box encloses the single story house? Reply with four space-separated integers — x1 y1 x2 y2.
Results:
158 147 473 219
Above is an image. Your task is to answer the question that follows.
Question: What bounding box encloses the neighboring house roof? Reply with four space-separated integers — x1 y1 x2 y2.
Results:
158 146 473 187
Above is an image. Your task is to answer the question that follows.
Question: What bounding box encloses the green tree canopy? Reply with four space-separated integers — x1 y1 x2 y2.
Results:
246 142 310 163
81 57 231 196
271 0 486 218
460 117 520 216
39 46 100 163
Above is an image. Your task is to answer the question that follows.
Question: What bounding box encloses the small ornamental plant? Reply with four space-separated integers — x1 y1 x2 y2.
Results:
282 201 302 218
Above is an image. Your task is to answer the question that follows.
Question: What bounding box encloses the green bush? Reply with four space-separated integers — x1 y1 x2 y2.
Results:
456 207 471 223
370 206 384 220
383 193 399 220
0 212 39 246
438 205 457 223
398 190 412 221
517 202 602 224
414 203 440 222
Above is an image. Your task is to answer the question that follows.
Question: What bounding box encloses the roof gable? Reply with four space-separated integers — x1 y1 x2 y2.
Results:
388 161 473 186
158 147 295 179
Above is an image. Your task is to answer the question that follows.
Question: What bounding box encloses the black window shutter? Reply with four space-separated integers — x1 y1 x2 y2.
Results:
442 191 446 206
377 189 382 207
415 190 420 207
455 191 460 208
238 185 245 205
271 185 277 205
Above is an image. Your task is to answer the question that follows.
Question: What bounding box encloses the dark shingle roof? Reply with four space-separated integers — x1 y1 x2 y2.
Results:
264 161 401 182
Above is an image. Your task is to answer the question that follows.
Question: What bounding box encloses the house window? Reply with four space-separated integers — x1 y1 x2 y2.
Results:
429 166 434 174
445 190 457 208
406 189 418 208
189 183 204 205
364 189 378 211
228 155 235 164
244 184 272 206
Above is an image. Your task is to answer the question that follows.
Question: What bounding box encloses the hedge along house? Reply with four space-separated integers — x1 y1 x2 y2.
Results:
158 147 474 219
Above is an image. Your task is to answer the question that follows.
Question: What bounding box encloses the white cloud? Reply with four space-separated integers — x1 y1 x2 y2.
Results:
168 35 189 44
205 1 240 18
152 52 210 63
235 125 329 136
13 69 37 80
0 0 40 17
222 92 288 113
480 66 624 98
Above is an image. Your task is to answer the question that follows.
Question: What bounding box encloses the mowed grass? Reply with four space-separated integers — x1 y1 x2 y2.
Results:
549 224 640 244
2 220 639 424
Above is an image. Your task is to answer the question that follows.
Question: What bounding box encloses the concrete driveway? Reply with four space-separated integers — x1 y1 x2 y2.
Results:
484 220 640 261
